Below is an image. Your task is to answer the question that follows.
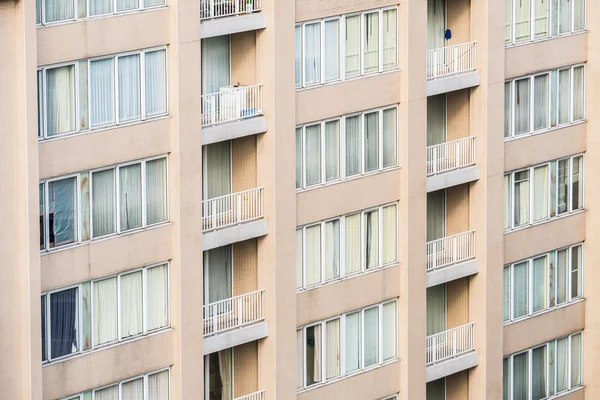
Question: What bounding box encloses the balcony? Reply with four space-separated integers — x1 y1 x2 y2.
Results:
427 41 479 96
202 187 267 250
203 289 268 354
426 230 478 287
200 0 266 38
426 322 478 382
235 391 265 400
426 137 479 192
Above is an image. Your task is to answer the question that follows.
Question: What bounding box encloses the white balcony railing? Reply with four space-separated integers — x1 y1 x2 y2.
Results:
426 322 475 365
426 136 476 176
426 230 476 271
234 391 265 400
202 187 264 231
204 289 265 336
201 0 262 19
201 84 263 126
427 41 477 79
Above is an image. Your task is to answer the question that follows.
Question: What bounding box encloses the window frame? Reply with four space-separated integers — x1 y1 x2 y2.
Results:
42 283 83 363
37 0 167 25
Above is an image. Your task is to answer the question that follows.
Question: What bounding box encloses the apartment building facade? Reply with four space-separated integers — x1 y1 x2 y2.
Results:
0 0 598 398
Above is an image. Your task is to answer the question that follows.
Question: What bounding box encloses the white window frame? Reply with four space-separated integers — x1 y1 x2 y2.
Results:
39 61 81 139
42 283 83 363
37 0 167 25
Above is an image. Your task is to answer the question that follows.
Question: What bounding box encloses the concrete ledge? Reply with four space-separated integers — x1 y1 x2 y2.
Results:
202 116 267 145
204 321 268 354
200 12 266 38
426 166 479 192
203 219 268 250
426 259 479 288
427 71 480 96
426 351 479 382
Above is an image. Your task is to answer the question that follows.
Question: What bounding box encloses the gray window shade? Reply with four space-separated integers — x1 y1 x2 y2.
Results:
89 59 115 127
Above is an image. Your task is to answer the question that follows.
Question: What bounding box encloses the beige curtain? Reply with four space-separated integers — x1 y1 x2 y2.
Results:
382 301 397 360
345 214 361 274
363 12 380 73
93 277 118 346
312 325 322 383
533 165 549 222
120 271 143 338
46 65 76 136
147 370 170 400
515 0 531 42
326 319 340 379
305 225 322 285
382 204 397 265
383 9 397 70
573 66 585 121
506 0 513 43
345 16 361 77
324 220 340 281
514 170 530 226
147 264 169 331
94 385 118 400
364 210 379 269
218 349 233 400
535 0 550 38
558 68 571 124
122 378 144 400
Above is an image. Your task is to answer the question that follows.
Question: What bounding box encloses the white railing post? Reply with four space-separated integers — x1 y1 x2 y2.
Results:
212 305 217 333
237 296 243 326
455 140 460 169
432 335 437 363
453 45 458 74
236 193 242 223
453 329 457 357
433 147 438 174
452 235 457 263
209 0 214 17
211 201 217 229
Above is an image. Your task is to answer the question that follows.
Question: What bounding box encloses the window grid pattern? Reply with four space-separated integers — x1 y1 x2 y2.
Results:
37 0 166 25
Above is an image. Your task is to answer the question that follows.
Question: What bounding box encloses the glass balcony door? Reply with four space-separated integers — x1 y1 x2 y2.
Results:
427 0 446 51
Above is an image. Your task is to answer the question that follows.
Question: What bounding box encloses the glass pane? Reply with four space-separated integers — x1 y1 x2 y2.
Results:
533 165 548 221
116 0 138 12
503 267 511 321
324 220 340 281
345 214 361 274
46 65 76 136
81 281 91 351
532 346 548 399
572 155 583 211
118 54 141 121
305 124 322 186
558 68 571 124
147 264 169 331
37 71 43 137
297 330 304 388
503 358 510 400
93 277 117 346
571 333 582 387
534 74 549 130
557 249 568 304
296 229 303 289
535 0 550 38
556 337 568 391
504 174 511 229
427 378 446 400
120 271 143 338
551 70 558 127
513 352 529 398
382 302 397 360
515 0 531 42
122 377 144 400
364 12 380 73
345 312 361 372
305 225 322 286
92 169 116 237
325 120 340 181
574 0 586 31
382 204 397 265
146 158 168 225
304 23 321 85
571 245 582 298
559 0 571 33
40 184 46 250
148 370 170 400
295 26 302 87
345 16 361 77
324 19 340 82
48 177 77 248
549 341 556 395
515 78 531 134
45 0 75 22
345 115 362 176
145 50 168 117
306 325 322 386
557 159 570 214
514 170 530 226
364 209 379 269
505 82 512 138
505 0 512 44
532 256 548 313
119 163 142 231
41 296 47 361
383 108 398 167
325 319 341 379
50 287 79 359
364 112 379 172
513 261 529 318
363 307 379 367
89 0 112 18
296 128 303 188
94 385 118 400
383 9 397 69
573 66 585 121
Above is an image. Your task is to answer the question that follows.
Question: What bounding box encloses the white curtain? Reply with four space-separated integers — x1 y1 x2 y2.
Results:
148 370 170 400
93 277 117 346
571 333 582 387
513 353 529 398
120 271 143 338
296 330 304 388
532 346 547 399
557 249 568 304
534 74 549 130
296 229 303 289
345 312 361 372
305 124 322 186
383 9 397 70
205 141 231 199
118 54 141 122
557 159 569 214
364 12 379 73
515 0 531 41
116 0 138 12
296 128 303 188
515 78 531 134
427 0 445 50
551 70 558 127
45 0 74 22
364 112 379 172
145 0 163 7
325 120 340 182
94 385 118 400
90 58 115 127
218 350 233 400
533 165 548 221
556 337 568 391
295 26 302 87
145 50 168 117
306 325 322 385
503 267 511 321
571 245 583 298
324 20 340 82
305 225 322 286
427 95 446 146
202 36 230 95
573 66 585 121
426 285 446 336
383 108 397 168
513 261 529 318
325 319 340 379
147 264 168 331
92 169 116 237
363 307 379 367
382 302 397 360
574 0 585 30
89 0 112 16
559 0 571 33
364 209 379 269
535 0 550 38
146 158 168 224
324 220 340 281
345 16 361 77
427 191 446 242
119 163 142 231
122 378 144 400
514 170 530 226
345 214 361 274
382 204 397 265
304 23 321 85
532 256 547 312
46 65 76 136
206 246 232 304
505 0 513 43
345 115 362 176
558 68 571 124
505 82 513 138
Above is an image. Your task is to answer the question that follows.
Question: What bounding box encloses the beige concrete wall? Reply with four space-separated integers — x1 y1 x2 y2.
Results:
233 342 258 398
446 370 469 400
232 135 258 193
233 239 258 296
504 212 586 264
38 118 171 179
446 185 470 235
446 0 471 46
295 0 399 22
295 72 401 124
296 265 400 326
503 301 585 356
505 33 588 79
504 123 587 172
37 9 170 66
446 89 471 141
231 31 257 86
42 330 173 399
447 278 469 329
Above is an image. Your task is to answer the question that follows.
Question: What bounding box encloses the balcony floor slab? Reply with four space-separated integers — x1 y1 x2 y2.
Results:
203 219 268 250
426 351 479 382
201 12 267 38
202 116 267 145
204 321 268 355
427 71 480 96
426 259 479 288
426 165 480 192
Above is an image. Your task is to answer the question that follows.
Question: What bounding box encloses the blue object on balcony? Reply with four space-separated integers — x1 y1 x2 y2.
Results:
445 29 452 40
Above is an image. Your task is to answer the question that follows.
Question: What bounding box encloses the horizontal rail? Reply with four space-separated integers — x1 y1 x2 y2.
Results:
202 187 264 231
426 230 476 271
427 41 477 79
203 289 265 336
201 0 262 19
233 391 265 400
426 136 476 176
201 84 263 126
426 322 475 365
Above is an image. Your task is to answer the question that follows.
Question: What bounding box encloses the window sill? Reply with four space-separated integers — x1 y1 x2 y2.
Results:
295 68 400 93
36 6 167 28
296 262 399 294
504 120 586 143
296 166 400 194
503 209 585 235
296 358 399 394
504 30 587 49
502 298 585 327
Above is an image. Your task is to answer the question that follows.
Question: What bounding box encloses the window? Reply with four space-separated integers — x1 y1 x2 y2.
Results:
297 300 397 390
295 7 398 88
503 244 583 323
296 106 398 190
296 203 397 290
503 332 582 399
40 156 168 250
62 369 169 400
42 264 169 363
505 0 585 45
38 48 167 140
504 155 583 231
37 0 166 24
504 65 585 139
